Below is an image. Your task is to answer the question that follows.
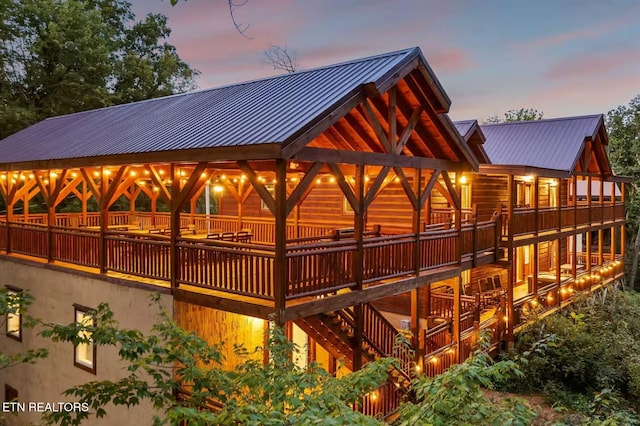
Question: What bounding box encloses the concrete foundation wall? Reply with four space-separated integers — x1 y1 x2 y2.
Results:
0 258 172 425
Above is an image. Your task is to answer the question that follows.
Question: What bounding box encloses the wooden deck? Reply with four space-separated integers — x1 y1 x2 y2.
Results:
0 214 500 312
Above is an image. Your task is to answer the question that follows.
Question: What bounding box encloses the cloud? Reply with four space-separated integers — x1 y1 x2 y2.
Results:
514 9 638 52
425 48 476 74
545 47 640 81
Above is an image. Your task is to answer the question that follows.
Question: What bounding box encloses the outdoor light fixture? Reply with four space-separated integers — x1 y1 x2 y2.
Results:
522 175 534 182
550 179 558 187
459 175 467 184
213 185 224 193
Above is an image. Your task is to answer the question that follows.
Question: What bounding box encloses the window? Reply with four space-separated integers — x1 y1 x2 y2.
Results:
5 286 22 341
342 196 354 214
73 304 96 374
261 184 274 211
4 384 18 402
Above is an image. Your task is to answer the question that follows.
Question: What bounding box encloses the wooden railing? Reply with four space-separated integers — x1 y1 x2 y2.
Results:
286 240 356 298
332 303 413 418
362 303 414 376
8 222 48 258
106 233 171 281
419 229 457 270
0 216 499 301
429 292 477 318
363 234 415 282
52 226 99 267
508 202 624 237
430 208 474 225
178 240 275 299
423 320 451 354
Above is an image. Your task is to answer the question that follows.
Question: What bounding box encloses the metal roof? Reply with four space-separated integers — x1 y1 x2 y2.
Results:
453 120 476 140
0 47 447 165
479 115 604 172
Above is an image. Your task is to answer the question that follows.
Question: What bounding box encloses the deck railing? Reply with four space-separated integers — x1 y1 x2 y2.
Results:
0 217 495 301
106 233 171 281
508 202 623 236
178 240 276 299
52 226 99 267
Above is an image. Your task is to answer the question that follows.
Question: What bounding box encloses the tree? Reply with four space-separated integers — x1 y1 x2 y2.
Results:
484 108 544 124
395 340 535 425
262 44 300 73
167 0 251 37
606 95 640 289
40 295 391 425
0 0 197 139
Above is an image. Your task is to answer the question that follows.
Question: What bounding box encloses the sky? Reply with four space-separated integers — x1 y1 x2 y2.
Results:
131 0 640 122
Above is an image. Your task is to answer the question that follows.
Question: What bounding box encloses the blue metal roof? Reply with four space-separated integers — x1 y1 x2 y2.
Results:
453 120 476 140
479 115 604 171
0 47 449 166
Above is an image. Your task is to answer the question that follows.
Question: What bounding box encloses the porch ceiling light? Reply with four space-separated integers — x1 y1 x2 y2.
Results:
459 175 467 184
549 179 558 187
522 175 534 182
329 176 336 183
213 185 224 193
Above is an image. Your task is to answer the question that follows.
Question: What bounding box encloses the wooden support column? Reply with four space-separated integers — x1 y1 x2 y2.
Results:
411 168 422 363
621 182 625 261
599 179 604 266
555 238 561 306
81 181 88 226
586 176 593 274
274 159 287 326
352 163 365 372
533 176 539 296
610 182 616 262
169 164 181 289
506 174 515 340
99 168 108 273
453 172 462 361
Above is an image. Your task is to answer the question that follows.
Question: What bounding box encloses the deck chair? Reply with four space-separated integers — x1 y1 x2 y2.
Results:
493 275 506 290
220 232 235 241
479 278 491 292
235 230 252 243
206 232 221 239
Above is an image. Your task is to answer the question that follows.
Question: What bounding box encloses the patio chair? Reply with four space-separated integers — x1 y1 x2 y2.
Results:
220 232 235 242
206 232 222 240
493 275 505 291
235 230 252 243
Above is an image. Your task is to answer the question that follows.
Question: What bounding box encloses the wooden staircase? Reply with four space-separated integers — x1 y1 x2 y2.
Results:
294 302 414 386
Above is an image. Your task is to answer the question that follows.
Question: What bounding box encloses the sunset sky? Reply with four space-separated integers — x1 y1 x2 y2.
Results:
131 0 640 121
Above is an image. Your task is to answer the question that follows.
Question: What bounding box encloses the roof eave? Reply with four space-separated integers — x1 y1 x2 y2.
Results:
0 143 284 171
479 164 571 179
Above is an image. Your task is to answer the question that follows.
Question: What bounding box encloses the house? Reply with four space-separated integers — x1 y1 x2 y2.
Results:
0 47 627 422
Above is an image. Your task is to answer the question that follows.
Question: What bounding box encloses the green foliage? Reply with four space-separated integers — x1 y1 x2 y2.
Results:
484 108 544 124
0 288 48 369
395 345 535 426
502 287 640 423
40 295 390 425
0 0 198 139
606 95 640 286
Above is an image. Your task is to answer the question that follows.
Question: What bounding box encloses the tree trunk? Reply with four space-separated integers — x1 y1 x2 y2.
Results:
629 225 640 290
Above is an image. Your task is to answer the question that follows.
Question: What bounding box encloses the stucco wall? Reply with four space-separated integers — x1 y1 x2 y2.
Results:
0 258 172 425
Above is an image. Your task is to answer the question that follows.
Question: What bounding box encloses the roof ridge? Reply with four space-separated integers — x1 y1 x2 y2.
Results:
44 47 419 122
480 113 603 127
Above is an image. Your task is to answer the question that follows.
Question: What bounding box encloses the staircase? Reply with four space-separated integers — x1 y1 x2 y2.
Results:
295 303 414 416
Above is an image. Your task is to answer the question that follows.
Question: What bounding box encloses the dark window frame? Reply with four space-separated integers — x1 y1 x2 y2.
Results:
73 303 97 374
5 285 23 342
